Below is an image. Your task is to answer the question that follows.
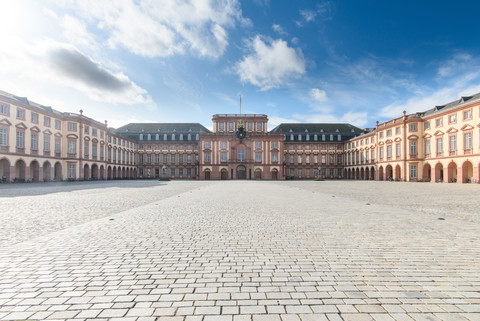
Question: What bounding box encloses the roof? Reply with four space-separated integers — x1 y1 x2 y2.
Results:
270 123 364 134
422 92 480 117
115 123 211 133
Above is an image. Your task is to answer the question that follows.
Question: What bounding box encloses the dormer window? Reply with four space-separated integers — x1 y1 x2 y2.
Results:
306 134 310 141
330 134 333 141
171 133 175 140
155 134 159 140
188 134 191 141
314 134 318 141
290 134 294 141
139 134 143 140
147 134 151 140
180 134 184 140
298 134 302 141
163 133 167 140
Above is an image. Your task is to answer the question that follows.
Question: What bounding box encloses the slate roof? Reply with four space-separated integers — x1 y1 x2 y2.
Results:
115 123 211 134
422 93 480 117
270 123 365 143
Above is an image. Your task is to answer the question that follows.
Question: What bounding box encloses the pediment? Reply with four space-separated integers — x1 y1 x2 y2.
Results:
407 134 419 140
30 125 41 132
461 124 474 131
385 139 393 144
394 137 402 142
0 118 12 126
43 129 52 135
446 127 458 134
84 136 90 141
16 122 28 130
54 132 63 138
66 133 78 139
434 130 444 136
92 138 99 143
378 141 384 146
423 133 432 139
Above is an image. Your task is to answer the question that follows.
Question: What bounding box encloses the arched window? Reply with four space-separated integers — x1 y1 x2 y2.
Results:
155 134 159 140
171 133 175 140
314 134 318 141
306 134 310 141
290 134 294 141
298 134 302 141
139 134 143 140
163 134 167 140
196 134 199 141
147 134 151 140
188 134 191 141
330 134 333 141
180 134 183 140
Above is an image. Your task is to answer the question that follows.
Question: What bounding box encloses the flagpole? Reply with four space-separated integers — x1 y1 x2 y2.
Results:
240 95 242 114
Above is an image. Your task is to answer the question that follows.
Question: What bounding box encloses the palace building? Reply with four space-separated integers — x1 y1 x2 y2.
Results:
1 89 480 183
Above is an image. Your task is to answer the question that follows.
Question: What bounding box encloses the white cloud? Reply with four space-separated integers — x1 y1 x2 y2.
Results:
437 53 472 78
48 0 247 59
235 35 306 90
62 14 96 48
310 88 327 102
272 24 287 35
297 3 331 26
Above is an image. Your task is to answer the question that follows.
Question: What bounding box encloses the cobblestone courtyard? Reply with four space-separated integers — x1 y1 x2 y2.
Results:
0 180 479 321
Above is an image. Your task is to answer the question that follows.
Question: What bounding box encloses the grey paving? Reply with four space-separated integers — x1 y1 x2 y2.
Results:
0 180 479 321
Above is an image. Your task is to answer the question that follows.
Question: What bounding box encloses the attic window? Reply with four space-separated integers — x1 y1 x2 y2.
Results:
336 129 339 132
305 129 308 132
320 129 324 132
289 129 293 132
351 129 355 132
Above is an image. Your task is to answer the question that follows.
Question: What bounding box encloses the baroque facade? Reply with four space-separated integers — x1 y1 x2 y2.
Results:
1 89 480 183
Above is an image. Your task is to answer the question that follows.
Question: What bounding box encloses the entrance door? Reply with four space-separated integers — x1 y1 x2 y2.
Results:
236 165 246 179
205 170 211 180
155 168 159 178
221 169 228 180
272 169 278 180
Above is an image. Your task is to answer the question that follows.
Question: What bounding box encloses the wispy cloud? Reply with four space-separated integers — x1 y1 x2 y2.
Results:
49 0 249 59
235 35 305 90
272 24 288 35
296 3 331 26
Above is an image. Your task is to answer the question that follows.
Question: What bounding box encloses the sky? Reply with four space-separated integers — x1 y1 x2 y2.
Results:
1 0 480 130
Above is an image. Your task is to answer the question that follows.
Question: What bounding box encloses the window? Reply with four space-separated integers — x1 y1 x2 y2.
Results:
424 121 430 130
179 155 184 164
55 138 60 153
43 135 50 152
16 108 25 120
272 153 278 162
187 154 192 164
68 122 77 131
314 155 318 163
68 140 76 154
387 129 392 136
84 141 89 156
465 132 472 150
155 154 160 164
179 168 183 177
464 110 472 120
449 135 456 151
298 134 302 141
436 118 443 127
410 165 417 179
329 134 333 141
379 146 384 158
448 114 456 123
68 164 75 179
298 155 302 164
138 154 143 164
436 138 443 154
16 130 24 148
396 127 401 134
255 152 261 162
204 152 212 162
255 142 262 149
289 155 294 164
92 128 97 136
0 128 7 146
44 117 51 127
257 122 262 130
337 134 341 141
306 155 310 164
237 149 245 161
55 120 61 130
220 141 227 149
396 143 401 157
379 131 384 138
171 155 176 164
387 145 392 158
187 168 192 177
321 155 326 164
92 143 97 157
163 154 167 164
337 155 342 164
425 140 430 155
409 141 417 155
409 123 417 132
31 113 38 123
329 155 334 164
146 154 151 164
31 133 38 150
204 141 211 148
171 168 175 177
219 122 224 130
229 122 233 130
371 150 374 161
297 169 302 177
221 152 227 162
0 104 9 115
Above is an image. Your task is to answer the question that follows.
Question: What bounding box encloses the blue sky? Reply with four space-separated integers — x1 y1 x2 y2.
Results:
1 1 480 130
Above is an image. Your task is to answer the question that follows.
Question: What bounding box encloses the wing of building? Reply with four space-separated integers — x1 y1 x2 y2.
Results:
1 89 480 183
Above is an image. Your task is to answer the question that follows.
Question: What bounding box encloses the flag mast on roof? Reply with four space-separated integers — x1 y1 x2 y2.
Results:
239 95 242 115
